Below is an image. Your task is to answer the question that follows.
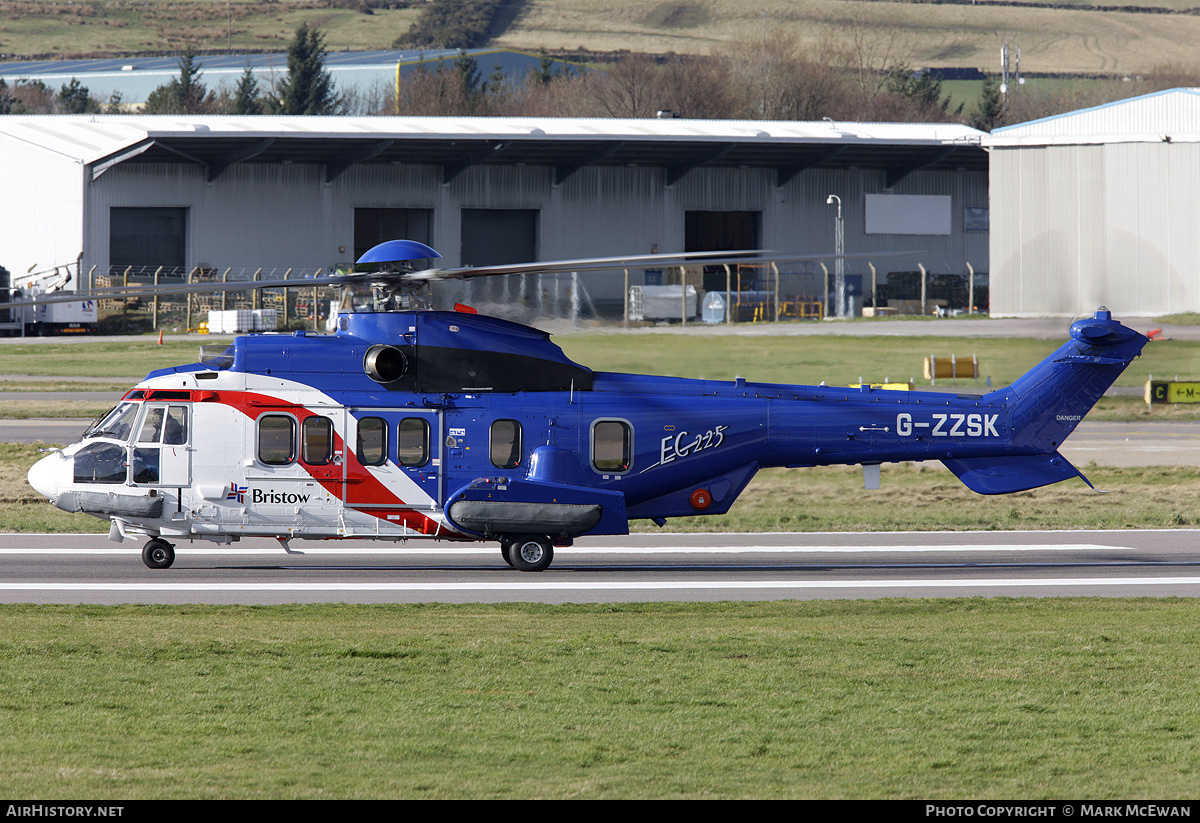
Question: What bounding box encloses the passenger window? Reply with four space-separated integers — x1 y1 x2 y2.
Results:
258 415 296 465
490 419 522 469
357 416 387 466
302 416 334 466
593 420 632 472
398 417 429 467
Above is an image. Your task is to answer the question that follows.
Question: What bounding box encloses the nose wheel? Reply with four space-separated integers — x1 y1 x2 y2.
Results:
142 538 175 569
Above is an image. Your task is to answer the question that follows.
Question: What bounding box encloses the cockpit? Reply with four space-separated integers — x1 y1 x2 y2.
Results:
74 400 190 486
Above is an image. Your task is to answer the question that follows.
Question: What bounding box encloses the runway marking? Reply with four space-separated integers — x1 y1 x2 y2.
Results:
2 577 1199 592
0 543 1139 555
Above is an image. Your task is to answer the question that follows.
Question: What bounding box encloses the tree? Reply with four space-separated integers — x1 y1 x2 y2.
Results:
144 47 214 114
879 66 962 122
274 24 338 115
58 78 98 114
970 75 1005 132
233 64 263 115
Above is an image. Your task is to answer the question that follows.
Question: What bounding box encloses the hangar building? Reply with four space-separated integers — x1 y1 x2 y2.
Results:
986 88 1200 317
0 114 987 318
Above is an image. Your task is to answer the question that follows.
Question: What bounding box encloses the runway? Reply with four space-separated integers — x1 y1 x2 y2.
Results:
3 529 1199 604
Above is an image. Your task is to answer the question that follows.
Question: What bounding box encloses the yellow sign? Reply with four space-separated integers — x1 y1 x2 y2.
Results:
850 382 913 391
1145 380 1200 404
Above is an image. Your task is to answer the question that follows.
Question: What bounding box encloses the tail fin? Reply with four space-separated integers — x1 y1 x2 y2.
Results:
1001 308 1147 452
941 308 1146 494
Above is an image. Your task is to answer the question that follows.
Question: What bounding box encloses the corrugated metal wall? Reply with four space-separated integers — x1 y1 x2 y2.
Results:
83 158 987 315
990 141 1200 317
0 141 84 279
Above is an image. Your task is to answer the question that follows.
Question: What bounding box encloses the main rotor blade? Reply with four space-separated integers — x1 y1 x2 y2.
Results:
0 248 922 311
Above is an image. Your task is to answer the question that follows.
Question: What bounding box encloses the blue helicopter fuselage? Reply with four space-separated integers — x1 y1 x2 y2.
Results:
26 306 1147 571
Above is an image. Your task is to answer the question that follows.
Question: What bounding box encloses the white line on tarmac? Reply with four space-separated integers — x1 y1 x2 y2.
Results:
0 543 1139 555
0 577 1198 592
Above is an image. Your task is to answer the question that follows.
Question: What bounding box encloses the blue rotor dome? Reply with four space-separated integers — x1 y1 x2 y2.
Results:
356 240 442 266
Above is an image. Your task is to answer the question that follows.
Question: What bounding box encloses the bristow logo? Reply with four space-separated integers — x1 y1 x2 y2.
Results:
226 483 247 503
250 489 311 504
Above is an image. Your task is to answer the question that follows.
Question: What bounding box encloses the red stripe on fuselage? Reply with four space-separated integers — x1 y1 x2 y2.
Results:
207 390 448 533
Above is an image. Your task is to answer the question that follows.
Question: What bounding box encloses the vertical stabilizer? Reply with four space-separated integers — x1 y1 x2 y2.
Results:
1002 308 1147 454
941 309 1147 494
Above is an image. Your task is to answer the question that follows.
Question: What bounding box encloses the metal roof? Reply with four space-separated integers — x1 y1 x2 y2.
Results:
986 87 1200 147
0 114 987 188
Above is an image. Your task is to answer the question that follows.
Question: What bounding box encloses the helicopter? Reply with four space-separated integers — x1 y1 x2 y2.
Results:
20 240 1147 571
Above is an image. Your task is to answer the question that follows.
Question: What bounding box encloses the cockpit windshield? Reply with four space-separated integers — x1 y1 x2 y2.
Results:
83 402 140 441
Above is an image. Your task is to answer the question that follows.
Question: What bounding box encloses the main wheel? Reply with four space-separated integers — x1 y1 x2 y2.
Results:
142 538 175 569
509 535 553 572
499 537 515 568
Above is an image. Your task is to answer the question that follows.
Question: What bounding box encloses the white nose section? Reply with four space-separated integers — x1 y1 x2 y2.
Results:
27 452 63 500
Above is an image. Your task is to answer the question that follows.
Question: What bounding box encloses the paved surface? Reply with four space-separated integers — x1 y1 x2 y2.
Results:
2 530 1198 604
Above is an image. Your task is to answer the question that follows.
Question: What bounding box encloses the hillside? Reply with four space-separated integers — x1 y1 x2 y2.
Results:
2 0 1200 77
499 0 1200 76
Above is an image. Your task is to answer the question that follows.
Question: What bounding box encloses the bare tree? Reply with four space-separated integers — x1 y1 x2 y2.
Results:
833 8 918 118
724 32 851 121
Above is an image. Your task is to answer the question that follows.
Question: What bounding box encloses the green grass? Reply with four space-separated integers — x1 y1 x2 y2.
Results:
0 338 219 379
556 332 1200 391
0 1 422 57
0 600 1198 799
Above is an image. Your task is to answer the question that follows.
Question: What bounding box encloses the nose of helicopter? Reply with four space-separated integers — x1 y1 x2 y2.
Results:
27 451 63 501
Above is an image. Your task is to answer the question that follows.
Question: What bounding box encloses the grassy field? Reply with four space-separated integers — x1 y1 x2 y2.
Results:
1 600 1199 799
5 0 1200 76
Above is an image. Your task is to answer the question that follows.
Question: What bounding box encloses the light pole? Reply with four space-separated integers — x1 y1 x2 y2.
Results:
826 195 844 318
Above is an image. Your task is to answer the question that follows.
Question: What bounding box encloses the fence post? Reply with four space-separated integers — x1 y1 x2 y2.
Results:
919 263 927 315
771 262 779 322
869 262 877 315
122 266 131 331
679 265 687 326
623 268 629 328
152 266 161 330
966 262 975 315
724 263 732 325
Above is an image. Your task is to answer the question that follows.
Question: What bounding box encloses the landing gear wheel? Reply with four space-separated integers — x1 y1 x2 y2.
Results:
142 538 175 569
509 535 553 572
499 537 515 568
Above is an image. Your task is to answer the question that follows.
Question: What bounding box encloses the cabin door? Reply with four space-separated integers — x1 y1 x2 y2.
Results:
344 408 443 512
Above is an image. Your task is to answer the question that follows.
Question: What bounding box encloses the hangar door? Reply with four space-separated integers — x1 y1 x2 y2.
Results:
461 209 538 304
685 211 760 292
110 207 187 275
354 208 434 262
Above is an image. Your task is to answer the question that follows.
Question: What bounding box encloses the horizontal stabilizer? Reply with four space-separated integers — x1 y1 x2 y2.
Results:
941 452 1091 495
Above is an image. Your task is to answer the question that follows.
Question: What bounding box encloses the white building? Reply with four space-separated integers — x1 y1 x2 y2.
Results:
986 88 1200 317
0 114 988 316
